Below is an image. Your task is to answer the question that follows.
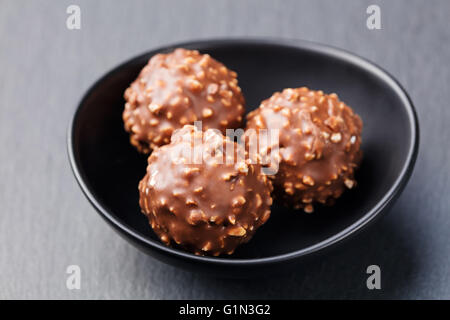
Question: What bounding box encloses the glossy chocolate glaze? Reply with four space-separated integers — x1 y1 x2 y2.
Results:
123 48 245 153
138 125 273 256
245 87 362 213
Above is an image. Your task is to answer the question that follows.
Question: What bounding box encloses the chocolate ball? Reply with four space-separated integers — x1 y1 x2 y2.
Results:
123 48 245 153
245 87 363 213
138 125 273 256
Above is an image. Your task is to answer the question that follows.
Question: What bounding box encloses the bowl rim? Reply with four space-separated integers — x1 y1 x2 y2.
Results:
67 37 420 267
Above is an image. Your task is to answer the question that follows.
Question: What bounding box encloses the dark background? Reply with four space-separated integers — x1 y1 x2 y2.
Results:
0 0 449 299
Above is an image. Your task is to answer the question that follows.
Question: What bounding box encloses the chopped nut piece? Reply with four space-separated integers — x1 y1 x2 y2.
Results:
228 226 246 236
255 194 262 208
331 132 342 143
344 179 355 189
202 108 213 118
236 161 249 174
285 187 294 195
322 131 330 139
194 187 203 193
304 153 315 161
221 98 231 107
302 175 315 186
148 103 162 113
232 196 246 207
202 242 212 251
261 210 271 223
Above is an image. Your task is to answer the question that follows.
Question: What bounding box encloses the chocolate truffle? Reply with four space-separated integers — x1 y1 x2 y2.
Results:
244 87 362 213
138 125 273 256
123 48 245 153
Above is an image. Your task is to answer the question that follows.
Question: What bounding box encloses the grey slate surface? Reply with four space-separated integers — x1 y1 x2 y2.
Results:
0 0 449 299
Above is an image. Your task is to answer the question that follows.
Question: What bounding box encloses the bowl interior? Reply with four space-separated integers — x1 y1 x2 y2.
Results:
71 40 416 261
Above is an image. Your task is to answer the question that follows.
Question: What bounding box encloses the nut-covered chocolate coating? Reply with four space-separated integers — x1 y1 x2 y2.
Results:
138 125 273 256
123 48 245 153
245 87 363 213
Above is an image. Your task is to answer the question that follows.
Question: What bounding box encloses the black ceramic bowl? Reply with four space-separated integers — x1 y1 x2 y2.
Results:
68 39 419 276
